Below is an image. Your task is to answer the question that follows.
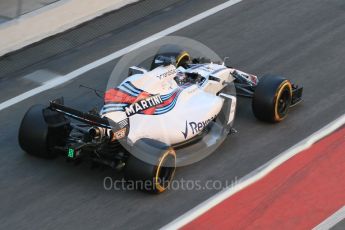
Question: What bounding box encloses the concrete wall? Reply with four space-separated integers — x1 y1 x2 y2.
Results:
0 0 138 57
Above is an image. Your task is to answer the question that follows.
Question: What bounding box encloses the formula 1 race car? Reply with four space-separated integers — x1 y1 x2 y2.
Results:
18 47 303 193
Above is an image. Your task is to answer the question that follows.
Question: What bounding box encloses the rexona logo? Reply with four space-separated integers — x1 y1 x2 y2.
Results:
182 116 216 139
125 95 163 116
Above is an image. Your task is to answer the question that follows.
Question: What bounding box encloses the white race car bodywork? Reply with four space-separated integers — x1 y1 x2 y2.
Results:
102 63 238 145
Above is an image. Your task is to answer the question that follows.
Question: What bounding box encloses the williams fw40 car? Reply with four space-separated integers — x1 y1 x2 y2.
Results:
18 48 303 193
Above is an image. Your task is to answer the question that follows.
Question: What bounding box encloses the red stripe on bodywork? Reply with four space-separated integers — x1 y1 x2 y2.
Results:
104 89 137 104
104 88 179 115
156 92 178 109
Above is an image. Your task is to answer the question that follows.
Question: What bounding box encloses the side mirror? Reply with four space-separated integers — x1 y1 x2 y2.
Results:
128 66 147 76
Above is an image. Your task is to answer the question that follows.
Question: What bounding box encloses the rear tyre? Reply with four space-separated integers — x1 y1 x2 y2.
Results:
124 138 176 193
151 45 190 70
252 75 292 123
18 104 69 158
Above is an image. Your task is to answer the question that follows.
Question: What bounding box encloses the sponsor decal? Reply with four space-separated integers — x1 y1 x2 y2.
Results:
156 68 176 80
125 95 163 116
182 116 216 139
114 128 127 140
181 121 188 139
109 127 127 142
101 81 182 116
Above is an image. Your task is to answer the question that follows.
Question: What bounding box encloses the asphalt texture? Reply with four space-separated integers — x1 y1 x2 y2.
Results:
1 0 345 229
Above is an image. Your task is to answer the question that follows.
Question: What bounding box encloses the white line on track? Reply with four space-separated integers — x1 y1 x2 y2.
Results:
0 0 243 111
313 206 345 230
161 114 345 229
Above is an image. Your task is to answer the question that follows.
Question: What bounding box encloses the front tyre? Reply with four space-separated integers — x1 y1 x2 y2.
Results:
124 139 176 193
252 75 292 122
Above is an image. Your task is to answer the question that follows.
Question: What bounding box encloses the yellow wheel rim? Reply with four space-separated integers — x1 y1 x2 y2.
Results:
274 80 292 122
154 147 176 193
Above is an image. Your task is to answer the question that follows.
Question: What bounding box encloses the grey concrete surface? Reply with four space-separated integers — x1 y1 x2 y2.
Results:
1 0 345 229
0 0 60 21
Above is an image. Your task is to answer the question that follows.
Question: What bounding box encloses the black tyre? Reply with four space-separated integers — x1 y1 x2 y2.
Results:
252 75 292 122
150 45 190 70
124 138 176 193
18 104 69 158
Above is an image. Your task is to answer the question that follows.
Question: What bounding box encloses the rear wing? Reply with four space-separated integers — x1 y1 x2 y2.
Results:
49 98 111 129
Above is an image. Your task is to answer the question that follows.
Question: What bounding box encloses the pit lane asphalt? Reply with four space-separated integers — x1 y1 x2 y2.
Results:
1 0 345 229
